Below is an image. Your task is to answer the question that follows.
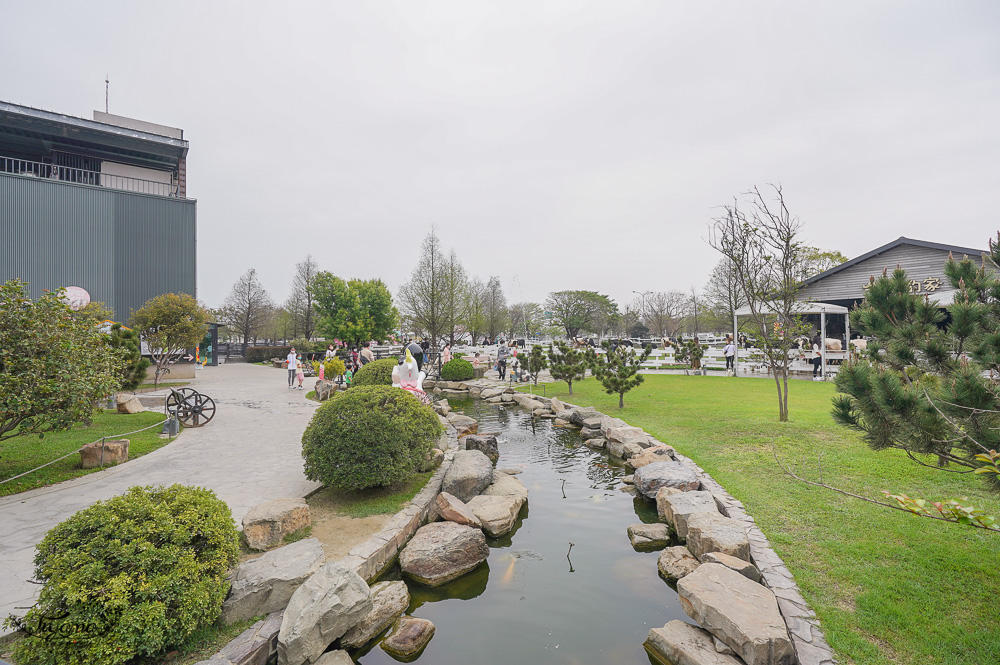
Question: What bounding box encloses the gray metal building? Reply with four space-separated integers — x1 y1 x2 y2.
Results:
0 101 196 320
800 236 987 309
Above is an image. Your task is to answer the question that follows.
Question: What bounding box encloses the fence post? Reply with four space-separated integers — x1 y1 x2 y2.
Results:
99 437 106 467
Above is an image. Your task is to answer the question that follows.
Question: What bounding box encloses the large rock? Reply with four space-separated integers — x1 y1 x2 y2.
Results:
702 552 762 584
441 449 494 502
314 380 337 401
549 397 567 414
340 580 410 649
277 563 372 665
243 498 311 551
677 564 794 665
686 512 750 561
434 492 482 528
466 494 524 537
115 393 144 414
599 415 628 434
626 445 676 471
657 546 701 581
482 472 529 502
79 438 129 468
480 387 505 400
462 434 500 466
216 610 284 665
660 490 719 540
512 393 541 409
314 651 353 665
633 461 700 498
622 443 644 459
644 620 744 665
381 617 435 659
446 413 478 437
606 426 652 457
400 522 489 586
627 523 671 549
583 438 606 450
566 406 600 426
222 538 325 624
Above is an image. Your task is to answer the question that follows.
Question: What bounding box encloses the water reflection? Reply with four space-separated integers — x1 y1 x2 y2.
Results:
354 397 689 665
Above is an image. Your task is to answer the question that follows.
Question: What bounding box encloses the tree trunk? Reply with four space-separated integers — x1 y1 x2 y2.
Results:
619 394 624 408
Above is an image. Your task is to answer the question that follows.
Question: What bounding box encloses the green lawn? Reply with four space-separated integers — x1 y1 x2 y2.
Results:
527 375 999 665
0 410 171 497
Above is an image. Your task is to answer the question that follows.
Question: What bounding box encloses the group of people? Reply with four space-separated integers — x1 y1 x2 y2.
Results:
329 342 375 374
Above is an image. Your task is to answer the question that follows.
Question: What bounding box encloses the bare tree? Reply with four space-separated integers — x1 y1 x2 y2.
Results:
709 184 808 422
442 250 468 346
397 230 448 348
464 277 487 344
507 302 543 340
644 290 688 338
221 268 274 353
704 258 747 326
287 254 320 340
484 276 508 341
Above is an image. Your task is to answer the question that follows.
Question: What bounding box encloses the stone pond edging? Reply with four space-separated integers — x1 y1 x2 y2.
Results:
207 382 835 665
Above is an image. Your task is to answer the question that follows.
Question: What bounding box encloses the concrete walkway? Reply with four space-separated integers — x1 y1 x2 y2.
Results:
0 363 321 634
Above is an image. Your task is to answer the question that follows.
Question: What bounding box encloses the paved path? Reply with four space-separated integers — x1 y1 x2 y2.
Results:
0 363 321 634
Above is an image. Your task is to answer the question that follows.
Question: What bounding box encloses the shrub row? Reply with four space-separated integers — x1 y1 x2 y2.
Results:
245 346 292 363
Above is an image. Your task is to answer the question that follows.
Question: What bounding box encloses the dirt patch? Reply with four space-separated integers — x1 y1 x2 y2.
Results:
311 512 389 561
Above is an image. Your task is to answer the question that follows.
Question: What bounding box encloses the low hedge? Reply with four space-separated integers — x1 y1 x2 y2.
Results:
245 346 291 363
301 385 444 491
5 484 239 665
352 357 398 386
441 358 474 381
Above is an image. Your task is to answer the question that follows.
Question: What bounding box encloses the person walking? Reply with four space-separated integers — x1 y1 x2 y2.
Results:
286 347 298 388
723 339 736 372
296 354 306 389
496 341 509 381
811 335 823 380
350 346 360 373
441 343 452 365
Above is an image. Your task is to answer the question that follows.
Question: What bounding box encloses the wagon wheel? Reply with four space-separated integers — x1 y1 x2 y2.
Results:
175 393 216 428
166 388 198 415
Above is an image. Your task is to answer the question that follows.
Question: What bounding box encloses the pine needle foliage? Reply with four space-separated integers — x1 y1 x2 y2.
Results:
592 342 652 408
546 342 591 395
833 233 1000 484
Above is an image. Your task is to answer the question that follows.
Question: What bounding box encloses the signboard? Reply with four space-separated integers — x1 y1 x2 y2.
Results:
62 286 91 311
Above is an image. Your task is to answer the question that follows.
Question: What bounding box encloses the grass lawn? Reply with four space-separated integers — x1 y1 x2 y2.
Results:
0 410 171 497
308 471 434 519
526 375 1000 665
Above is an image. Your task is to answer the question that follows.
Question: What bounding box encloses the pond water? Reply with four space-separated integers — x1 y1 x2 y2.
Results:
352 397 691 665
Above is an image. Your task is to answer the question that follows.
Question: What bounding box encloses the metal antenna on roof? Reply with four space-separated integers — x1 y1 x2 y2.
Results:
105 76 109 113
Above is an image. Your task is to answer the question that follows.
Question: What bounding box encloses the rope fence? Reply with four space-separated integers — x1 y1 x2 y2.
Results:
0 418 170 486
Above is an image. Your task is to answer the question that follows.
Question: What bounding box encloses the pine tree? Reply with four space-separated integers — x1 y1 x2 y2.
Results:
546 342 590 395
833 233 1000 484
522 344 548 386
592 342 652 408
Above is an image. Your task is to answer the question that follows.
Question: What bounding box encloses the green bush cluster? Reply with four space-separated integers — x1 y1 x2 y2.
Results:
440 358 474 381
5 485 239 665
312 357 346 378
244 346 292 363
301 385 444 492
351 357 397 386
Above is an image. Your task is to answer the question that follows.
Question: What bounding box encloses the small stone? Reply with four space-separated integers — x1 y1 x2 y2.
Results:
626 444 676 470
417 448 445 472
549 397 567 413
242 498 310 551
661 490 719 540
381 617 435 659
622 442 644 459
627 523 671 549
580 426 603 439
553 418 572 427
633 461 700 498
583 438 606 450
463 434 500 465
434 492 482 528
686 512 750 561
622 475 634 485
340 580 410 649
115 393 144 414
482 473 529 503
466 495 524 537
644 620 743 665
657 546 701 580
314 651 353 665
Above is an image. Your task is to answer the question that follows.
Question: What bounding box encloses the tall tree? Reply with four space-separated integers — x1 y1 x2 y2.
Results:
644 290 688 338
484 276 508 340
130 293 210 387
798 247 850 280
221 268 274 353
464 277 487 344
442 250 468 346
545 290 617 339
0 281 125 442
314 274 397 348
709 184 809 422
507 302 544 340
546 342 592 395
397 231 448 348
704 258 747 327
288 255 320 339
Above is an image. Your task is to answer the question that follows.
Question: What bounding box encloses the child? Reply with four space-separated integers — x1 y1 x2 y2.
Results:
296 355 305 389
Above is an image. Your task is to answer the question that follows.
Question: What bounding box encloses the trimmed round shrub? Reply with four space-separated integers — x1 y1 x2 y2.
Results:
352 357 397 386
440 358 474 381
302 385 444 491
7 484 239 665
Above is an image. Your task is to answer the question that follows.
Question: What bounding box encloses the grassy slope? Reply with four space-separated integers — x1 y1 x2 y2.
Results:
529 375 999 665
0 410 169 497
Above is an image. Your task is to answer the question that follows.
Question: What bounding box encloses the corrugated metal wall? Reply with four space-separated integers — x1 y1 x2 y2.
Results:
1 173 196 321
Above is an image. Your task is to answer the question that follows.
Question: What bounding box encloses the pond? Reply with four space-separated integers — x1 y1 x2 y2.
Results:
352 397 691 664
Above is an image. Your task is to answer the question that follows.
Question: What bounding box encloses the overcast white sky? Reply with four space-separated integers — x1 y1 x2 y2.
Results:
3 1 999 310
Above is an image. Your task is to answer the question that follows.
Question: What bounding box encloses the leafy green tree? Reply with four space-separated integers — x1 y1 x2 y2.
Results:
522 344 548 386
0 281 125 442
798 246 850 280
546 342 591 395
72 300 115 325
108 323 150 391
674 338 705 374
545 290 617 339
834 237 1000 480
313 273 398 348
129 293 210 387
592 342 652 408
